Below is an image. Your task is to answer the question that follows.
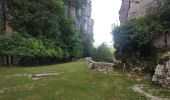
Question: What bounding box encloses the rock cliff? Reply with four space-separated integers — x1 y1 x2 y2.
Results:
65 0 94 35
119 0 170 89
152 61 170 89
119 0 170 48
119 0 156 23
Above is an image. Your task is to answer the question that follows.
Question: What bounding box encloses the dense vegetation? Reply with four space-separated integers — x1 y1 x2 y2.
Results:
92 43 114 62
112 0 170 74
0 0 93 66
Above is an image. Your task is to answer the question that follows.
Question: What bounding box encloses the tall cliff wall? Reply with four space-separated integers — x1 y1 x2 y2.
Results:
119 0 156 23
119 0 170 88
119 0 170 48
64 0 94 57
65 0 94 35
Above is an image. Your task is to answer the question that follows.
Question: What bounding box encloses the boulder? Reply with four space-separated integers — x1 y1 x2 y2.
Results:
152 60 170 89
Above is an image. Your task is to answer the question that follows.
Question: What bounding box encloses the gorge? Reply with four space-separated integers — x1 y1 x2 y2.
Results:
0 0 169 89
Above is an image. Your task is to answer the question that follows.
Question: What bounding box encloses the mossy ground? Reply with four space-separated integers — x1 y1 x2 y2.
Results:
0 60 169 100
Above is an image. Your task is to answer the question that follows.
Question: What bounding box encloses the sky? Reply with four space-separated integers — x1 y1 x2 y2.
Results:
91 0 122 46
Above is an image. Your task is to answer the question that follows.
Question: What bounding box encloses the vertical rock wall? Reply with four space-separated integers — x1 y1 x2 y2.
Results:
64 0 94 57
119 0 170 89
65 0 94 35
119 0 155 23
119 0 131 23
119 0 170 48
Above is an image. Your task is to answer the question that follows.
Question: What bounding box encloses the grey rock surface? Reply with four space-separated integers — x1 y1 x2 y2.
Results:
119 0 156 23
152 61 170 89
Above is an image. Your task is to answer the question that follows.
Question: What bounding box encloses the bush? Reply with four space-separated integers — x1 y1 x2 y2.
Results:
0 32 64 58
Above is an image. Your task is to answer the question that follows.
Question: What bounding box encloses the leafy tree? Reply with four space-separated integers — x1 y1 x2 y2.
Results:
0 0 92 65
92 43 114 62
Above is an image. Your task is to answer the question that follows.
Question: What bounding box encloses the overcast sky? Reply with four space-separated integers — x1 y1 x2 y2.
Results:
91 0 121 46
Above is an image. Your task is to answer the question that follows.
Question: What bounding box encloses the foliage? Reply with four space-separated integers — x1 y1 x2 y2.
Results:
112 0 170 73
92 43 114 62
0 32 64 58
0 0 91 65
63 0 88 8
82 32 93 57
8 0 64 37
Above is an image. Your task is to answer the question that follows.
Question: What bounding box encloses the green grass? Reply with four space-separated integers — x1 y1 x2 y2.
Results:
0 60 169 100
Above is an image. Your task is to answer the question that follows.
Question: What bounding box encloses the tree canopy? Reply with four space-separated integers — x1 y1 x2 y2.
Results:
0 0 92 65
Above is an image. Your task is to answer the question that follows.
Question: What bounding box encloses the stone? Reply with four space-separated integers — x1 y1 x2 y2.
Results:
132 84 169 100
154 64 166 76
153 34 170 48
31 72 59 80
119 0 131 23
152 60 170 89
88 63 93 69
119 0 156 23
152 75 157 82
84 57 114 73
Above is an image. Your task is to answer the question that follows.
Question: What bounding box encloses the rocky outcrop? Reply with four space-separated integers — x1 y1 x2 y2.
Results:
152 61 170 89
119 0 170 89
85 57 114 73
119 0 131 23
119 0 156 23
153 33 170 48
65 0 94 35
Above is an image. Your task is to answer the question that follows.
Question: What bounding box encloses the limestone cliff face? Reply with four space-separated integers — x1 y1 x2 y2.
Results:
119 0 170 48
119 0 156 23
119 0 131 23
65 0 94 35
119 0 170 88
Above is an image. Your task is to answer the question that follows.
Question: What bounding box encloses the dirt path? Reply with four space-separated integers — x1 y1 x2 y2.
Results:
132 84 169 100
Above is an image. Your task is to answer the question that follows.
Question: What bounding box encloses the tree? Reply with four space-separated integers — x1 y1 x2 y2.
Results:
92 43 114 62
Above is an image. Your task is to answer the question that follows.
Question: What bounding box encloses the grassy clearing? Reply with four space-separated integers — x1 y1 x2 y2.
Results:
0 60 169 100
